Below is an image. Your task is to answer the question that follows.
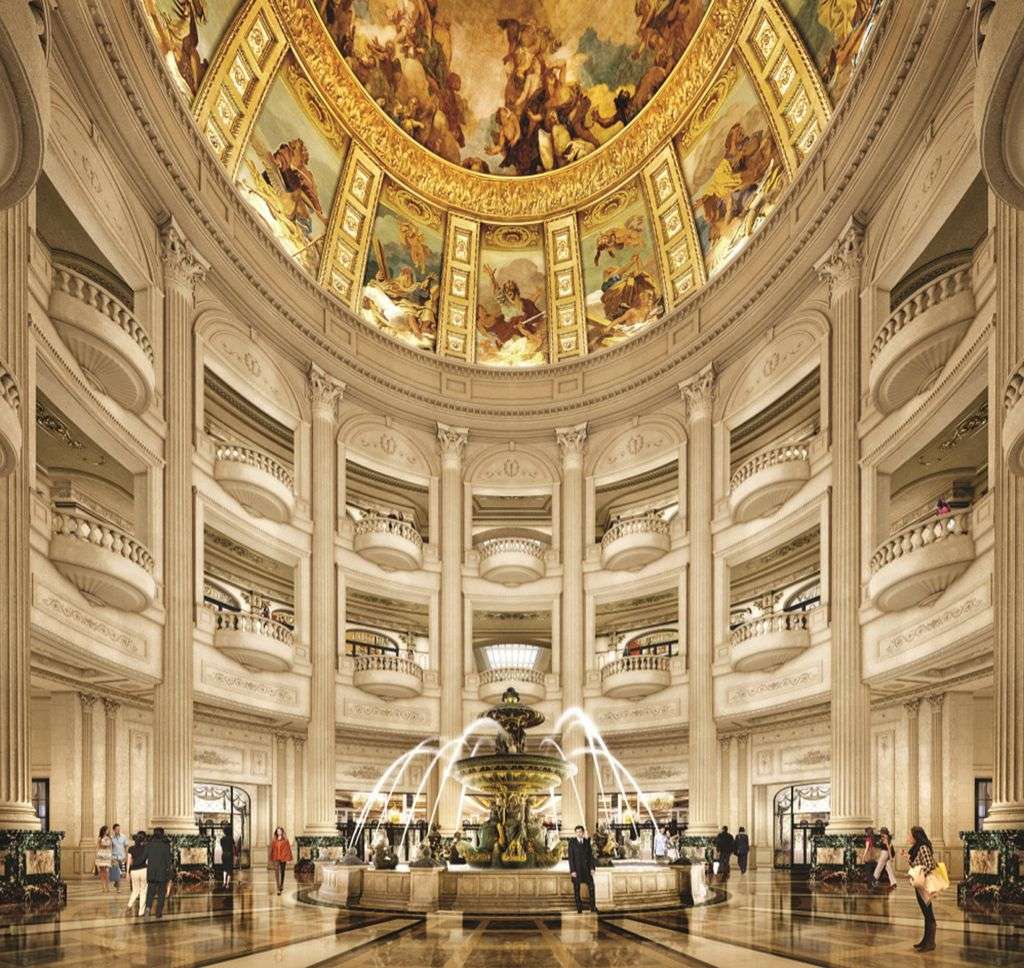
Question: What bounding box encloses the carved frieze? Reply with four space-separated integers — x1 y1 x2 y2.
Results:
33 580 148 660
200 661 299 706
876 583 991 660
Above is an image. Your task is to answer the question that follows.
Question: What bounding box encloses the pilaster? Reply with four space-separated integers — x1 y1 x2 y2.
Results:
78 694 97 845
904 699 921 832
103 700 119 831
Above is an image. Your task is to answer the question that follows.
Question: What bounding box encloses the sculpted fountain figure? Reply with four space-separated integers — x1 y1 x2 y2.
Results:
451 688 575 869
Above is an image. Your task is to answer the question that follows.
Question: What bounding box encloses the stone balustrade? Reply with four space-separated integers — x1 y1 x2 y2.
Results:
600 653 671 699
868 263 974 414
600 513 671 571
728 442 811 522
212 607 296 673
0 359 22 476
729 610 811 672
1003 361 1024 475
478 666 546 705
353 513 424 571
477 536 546 585
868 510 975 612
352 652 425 700
49 263 156 413
49 509 156 612
213 441 296 523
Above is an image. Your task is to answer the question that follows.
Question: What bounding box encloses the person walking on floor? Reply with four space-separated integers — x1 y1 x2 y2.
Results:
735 827 750 874
908 826 938 952
143 828 173 918
220 824 235 889
714 826 736 877
873 827 898 889
125 832 148 916
95 825 113 892
270 827 293 895
567 825 598 914
110 824 128 894
653 826 668 863
863 826 878 885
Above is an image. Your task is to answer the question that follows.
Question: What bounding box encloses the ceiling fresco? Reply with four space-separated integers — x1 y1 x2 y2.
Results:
139 0 888 367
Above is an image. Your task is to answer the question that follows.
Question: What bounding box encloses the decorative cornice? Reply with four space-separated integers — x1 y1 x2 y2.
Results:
814 216 866 305
307 363 344 419
556 424 588 466
437 423 468 465
157 214 209 297
679 365 716 423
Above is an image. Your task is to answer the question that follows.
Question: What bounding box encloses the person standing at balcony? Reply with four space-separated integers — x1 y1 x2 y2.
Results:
95 825 113 892
568 825 598 914
270 827 293 895
735 827 750 874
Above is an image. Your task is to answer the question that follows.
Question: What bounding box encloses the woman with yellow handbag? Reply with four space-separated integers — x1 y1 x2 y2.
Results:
906 826 949 953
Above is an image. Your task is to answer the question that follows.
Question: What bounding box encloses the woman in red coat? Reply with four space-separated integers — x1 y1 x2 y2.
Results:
269 827 293 895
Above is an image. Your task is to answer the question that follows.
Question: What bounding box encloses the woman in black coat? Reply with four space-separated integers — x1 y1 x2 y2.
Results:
220 825 235 888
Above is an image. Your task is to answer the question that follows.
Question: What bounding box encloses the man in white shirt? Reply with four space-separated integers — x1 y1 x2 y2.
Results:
110 823 129 892
653 826 668 863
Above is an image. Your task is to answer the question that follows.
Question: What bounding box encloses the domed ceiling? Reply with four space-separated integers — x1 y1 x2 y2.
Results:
141 0 887 366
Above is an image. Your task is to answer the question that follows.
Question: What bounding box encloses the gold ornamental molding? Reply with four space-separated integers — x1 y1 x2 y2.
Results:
269 0 753 220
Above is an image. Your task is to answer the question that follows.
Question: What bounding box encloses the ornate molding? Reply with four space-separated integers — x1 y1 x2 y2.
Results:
307 363 344 419
927 692 946 712
903 698 921 717
102 698 120 718
436 423 468 465
679 365 716 423
814 216 865 305
157 214 209 297
555 424 588 466
78 692 97 710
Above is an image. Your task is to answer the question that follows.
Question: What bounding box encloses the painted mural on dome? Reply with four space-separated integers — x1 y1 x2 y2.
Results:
141 0 242 99
679 61 786 279
579 183 664 352
236 54 346 275
317 0 707 176
360 181 444 352
476 226 548 366
781 0 886 101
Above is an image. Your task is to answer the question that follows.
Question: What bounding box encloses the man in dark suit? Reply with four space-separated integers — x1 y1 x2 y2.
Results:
714 825 736 878
567 824 598 914
144 827 174 918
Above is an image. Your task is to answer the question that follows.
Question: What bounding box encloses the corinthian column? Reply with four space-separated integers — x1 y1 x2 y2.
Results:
150 216 207 833
0 199 37 830
816 217 872 833
680 367 717 836
986 198 1024 828
305 365 344 835
556 424 589 832
436 424 468 833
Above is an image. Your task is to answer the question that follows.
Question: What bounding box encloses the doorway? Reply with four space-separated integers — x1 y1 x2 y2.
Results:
773 783 830 869
194 784 252 870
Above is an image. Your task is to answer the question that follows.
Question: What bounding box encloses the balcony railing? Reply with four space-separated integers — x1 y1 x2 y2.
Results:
212 608 295 673
869 263 974 414
49 263 156 414
728 442 811 523
0 360 21 476
477 536 546 586
352 652 425 700
478 666 546 705
600 653 671 700
353 514 424 571
600 513 671 571
868 510 974 612
1003 362 1024 475
49 509 156 612
729 610 811 672
213 442 296 523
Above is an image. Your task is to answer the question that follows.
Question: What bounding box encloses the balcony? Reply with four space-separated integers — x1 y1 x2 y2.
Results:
353 514 424 571
869 264 974 415
728 443 811 523
49 264 156 414
600 514 670 571
352 653 424 700
868 510 974 612
730 611 811 673
49 509 156 612
477 537 546 586
600 654 671 699
213 443 296 523
212 609 295 673
478 667 546 706
0 362 21 476
1004 363 1024 475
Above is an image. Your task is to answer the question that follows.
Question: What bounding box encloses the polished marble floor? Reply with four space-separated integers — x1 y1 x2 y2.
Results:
0 867 1020 967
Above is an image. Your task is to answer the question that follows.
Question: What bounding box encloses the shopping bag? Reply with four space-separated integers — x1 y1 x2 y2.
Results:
907 864 925 889
924 862 950 895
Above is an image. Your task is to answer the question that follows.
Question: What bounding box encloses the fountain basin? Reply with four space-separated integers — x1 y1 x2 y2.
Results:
450 753 575 796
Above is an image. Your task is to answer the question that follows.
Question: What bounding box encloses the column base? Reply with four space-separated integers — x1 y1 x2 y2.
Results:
149 817 199 836
959 829 1024 907
295 834 347 876
0 802 44 830
825 818 874 835
0 829 66 905
809 834 872 889
684 823 720 838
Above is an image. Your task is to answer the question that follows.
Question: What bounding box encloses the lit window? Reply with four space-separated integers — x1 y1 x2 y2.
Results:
482 643 540 671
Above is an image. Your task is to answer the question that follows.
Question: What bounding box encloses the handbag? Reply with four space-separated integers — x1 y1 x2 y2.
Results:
907 864 925 889
924 862 949 895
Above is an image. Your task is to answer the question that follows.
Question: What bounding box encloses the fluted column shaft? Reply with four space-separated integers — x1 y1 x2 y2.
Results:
103 700 119 829
987 199 1024 828
816 218 872 832
0 200 37 829
904 699 920 831
78 694 97 843
150 217 206 833
306 366 344 835
927 694 945 846
436 424 467 833
681 368 717 836
557 425 588 832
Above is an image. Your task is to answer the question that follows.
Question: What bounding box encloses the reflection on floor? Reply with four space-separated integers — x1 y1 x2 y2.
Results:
0 868 1020 967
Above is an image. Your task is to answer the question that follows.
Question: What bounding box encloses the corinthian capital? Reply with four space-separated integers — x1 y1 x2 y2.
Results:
679 364 716 423
555 424 587 466
307 363 344 420
815 216 865 305
437 423 468 464
158 214 209 297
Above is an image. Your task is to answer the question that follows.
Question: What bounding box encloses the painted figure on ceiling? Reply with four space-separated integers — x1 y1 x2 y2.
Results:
263 138 326 236
145 0 209 96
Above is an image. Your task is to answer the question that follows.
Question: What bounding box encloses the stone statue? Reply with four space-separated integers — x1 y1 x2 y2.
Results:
448 831 467 865
592 822 618 867
371 830 398 870
409 839 437 868
339 845 366 866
